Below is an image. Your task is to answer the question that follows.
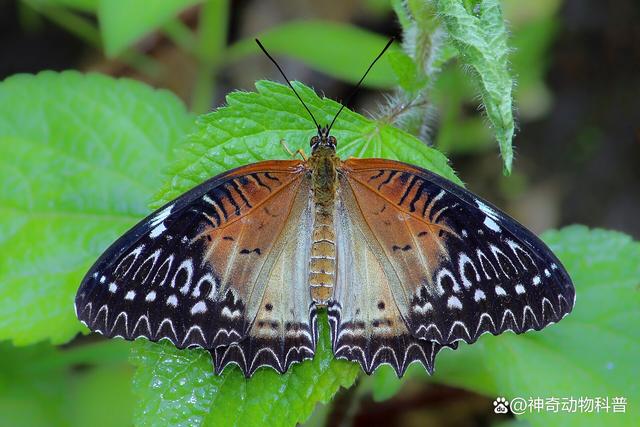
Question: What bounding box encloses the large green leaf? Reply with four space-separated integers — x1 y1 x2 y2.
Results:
0 340 133 427
98 0 201 56
0 71 193 345
371 226 639 427
226 21 398 89
131 313 360 427
132 80 460 426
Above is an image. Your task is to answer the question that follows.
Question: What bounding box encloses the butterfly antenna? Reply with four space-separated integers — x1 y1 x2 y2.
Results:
256 38 321 131
327 37 395 133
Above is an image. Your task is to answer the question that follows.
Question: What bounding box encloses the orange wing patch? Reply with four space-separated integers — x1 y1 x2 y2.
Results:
338 158 574 352
76 160 318 376
340 159 458 299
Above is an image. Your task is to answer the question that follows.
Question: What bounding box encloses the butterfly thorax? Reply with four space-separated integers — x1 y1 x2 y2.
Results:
307 134 340 306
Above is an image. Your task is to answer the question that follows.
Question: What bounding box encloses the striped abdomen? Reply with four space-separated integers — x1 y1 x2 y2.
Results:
309 207 336 305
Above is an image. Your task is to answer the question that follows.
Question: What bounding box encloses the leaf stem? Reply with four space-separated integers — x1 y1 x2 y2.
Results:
191 0 229 114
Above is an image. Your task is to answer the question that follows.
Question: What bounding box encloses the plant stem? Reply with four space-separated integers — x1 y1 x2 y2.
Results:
164 18 199 57
23 0 101 47
191 0 229 114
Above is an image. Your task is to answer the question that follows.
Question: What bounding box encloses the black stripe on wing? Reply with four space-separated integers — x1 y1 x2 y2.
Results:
75 162 303 353
370 161 575 345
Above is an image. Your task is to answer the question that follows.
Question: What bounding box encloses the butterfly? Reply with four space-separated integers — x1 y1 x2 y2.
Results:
75 38 575 377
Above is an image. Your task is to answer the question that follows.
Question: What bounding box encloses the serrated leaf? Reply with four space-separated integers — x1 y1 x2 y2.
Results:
132 79 460 426
436 0 515 174
157 79 459 206
226 21 398 89
0 340 133 427
0 71 193 345
98 0 201 57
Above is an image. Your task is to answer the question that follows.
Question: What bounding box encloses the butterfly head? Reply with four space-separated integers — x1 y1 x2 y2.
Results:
310 125 337 153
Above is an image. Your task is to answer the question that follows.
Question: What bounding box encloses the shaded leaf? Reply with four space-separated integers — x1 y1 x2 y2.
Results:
98 0 201 56
226 21 398 89
0 340 133 427
0 71 193 345
28 0 98 12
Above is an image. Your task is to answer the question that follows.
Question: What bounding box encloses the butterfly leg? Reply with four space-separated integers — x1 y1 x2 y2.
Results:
280 139 308 161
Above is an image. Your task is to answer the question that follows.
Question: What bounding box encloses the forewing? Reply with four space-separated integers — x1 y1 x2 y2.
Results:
332 188 456 376
340 158 575 346
75 160 315 375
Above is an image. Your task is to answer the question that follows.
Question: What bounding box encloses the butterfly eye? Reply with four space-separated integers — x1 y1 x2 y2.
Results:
329 136 337 146
310 136 319 147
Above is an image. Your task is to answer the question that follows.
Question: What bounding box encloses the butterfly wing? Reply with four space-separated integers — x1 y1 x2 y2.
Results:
332 195 457 376
75 160 316 376
333 158 574 372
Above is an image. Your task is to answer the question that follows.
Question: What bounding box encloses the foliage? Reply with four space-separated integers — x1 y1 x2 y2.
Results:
0 71 193 345
385 0 515 173
131 313 361 427
371 226 640 427
0 340 133 427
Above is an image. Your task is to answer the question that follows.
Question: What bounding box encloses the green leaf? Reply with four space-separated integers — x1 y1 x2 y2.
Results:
0 71 193 345
132 79 460 426
98 0 201 57
431 226 640 426
131 313 360 427
436 0 515 174
387 50 426 93
27 0 98 12
226 21 399 89
363 225 640 418
0 340 133 427
157 80 459 205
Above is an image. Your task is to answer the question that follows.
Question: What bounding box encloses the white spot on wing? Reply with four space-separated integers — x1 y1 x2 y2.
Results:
458 253 480 288
474 289 486 301
436 268 460 293
108 283 117 293
475 199 499 219
149 204 174 239
483 216 501 233
413 301 433 314
125 290 136 300
533 275 541 286
149 223 167 238
190 301 207 315
515 284 526 294
145 291 156 302
166 295 178 307
221 306 241 319
447 296 463 309
173 259 194 294
495 285 507 296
